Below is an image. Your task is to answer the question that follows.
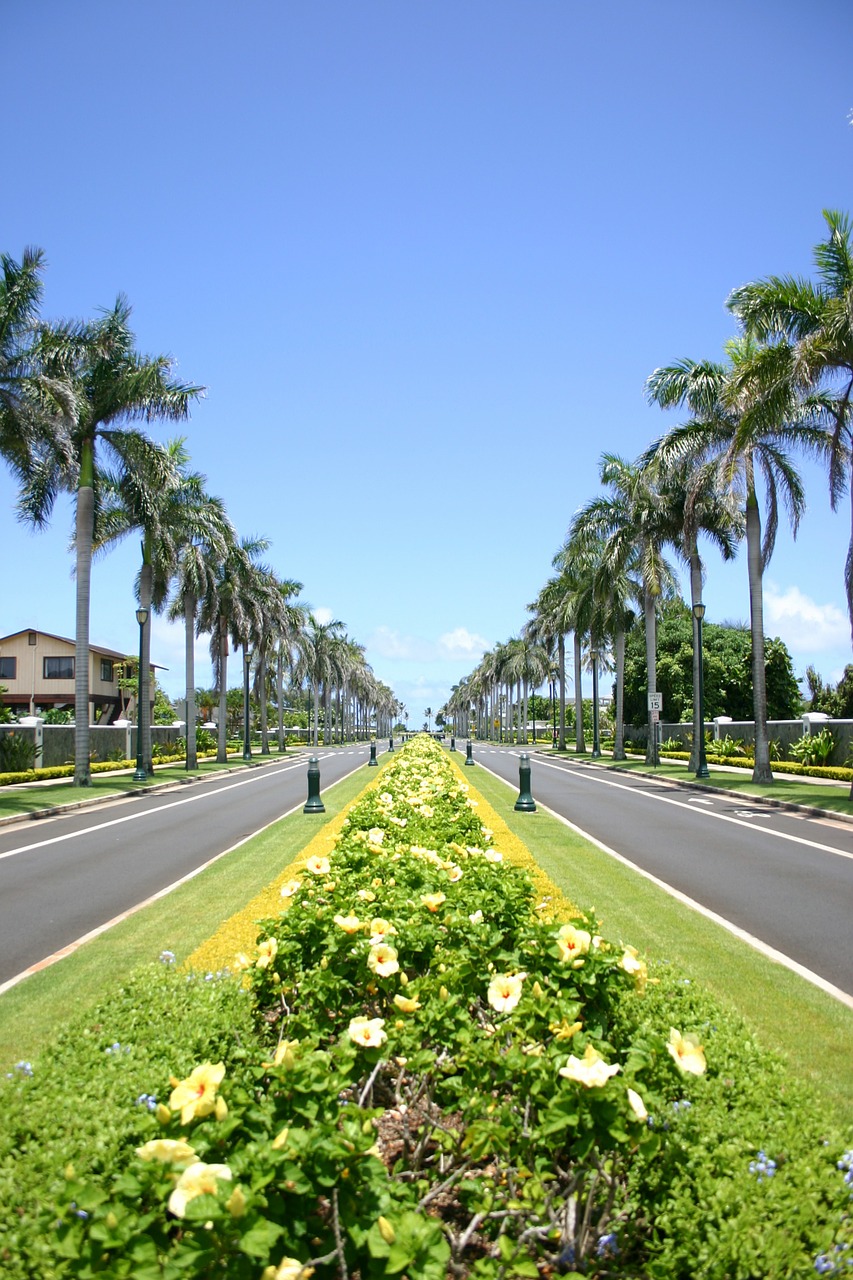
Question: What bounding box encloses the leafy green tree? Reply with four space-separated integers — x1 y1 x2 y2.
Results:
621 602 799 727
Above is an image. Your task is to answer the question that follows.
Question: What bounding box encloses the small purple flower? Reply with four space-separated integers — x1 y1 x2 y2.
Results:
749 1150 777 1183
159 949 176 965
14 1060 33 1076
596 1232 618 1258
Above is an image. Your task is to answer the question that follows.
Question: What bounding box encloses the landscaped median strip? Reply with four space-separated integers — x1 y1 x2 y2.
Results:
187 748 578 974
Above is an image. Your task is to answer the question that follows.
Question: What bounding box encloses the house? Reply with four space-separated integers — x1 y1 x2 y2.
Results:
0 629 152 723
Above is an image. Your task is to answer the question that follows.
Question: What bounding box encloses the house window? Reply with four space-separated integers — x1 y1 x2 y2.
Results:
0 657 16 680
100 658 115 682
44 656 74 680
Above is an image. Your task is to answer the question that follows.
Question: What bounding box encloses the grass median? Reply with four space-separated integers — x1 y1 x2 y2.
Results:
2 745 851 1131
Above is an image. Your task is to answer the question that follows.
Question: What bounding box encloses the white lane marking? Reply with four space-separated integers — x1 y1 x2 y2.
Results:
0 798 306 995
0 757 329 862
477 761 853 1010
688 798 713 805
533 757 853 862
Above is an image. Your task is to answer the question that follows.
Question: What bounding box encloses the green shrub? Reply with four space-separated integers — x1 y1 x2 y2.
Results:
789 728 836 768
0 731 37 773
26 737 850 1280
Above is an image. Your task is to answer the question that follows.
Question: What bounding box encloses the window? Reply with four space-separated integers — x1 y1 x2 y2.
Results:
44 656 74 680
100 658 115 682
0 657 16 680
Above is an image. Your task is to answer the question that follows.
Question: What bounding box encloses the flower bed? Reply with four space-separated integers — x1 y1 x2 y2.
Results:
2 737 850 1278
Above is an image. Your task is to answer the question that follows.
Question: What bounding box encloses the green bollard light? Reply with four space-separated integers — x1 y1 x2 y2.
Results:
368 741 378 766
303 756 325 813
514 753 536 812
464 741 475 767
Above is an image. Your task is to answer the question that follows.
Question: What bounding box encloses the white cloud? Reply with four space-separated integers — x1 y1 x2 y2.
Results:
150 614 215 698
367 625 429 661
312 606 334 625
764 583 849 653
437 627 490 659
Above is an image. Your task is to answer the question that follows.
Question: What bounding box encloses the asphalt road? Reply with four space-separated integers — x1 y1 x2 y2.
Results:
0 744 383 986
468 743 853 1002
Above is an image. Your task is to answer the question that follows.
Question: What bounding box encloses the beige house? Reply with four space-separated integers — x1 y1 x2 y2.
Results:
0 629 149 723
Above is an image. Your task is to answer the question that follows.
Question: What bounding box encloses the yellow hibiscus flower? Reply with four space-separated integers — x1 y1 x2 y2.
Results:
305 855 331 875
558 1044 621 1089
136 1138 197 1164
487 972 525 1014
367 944 400 977
169 1061 226 1124
167 1160 232 1217
348 1016 387 1048
666 1028 706 1076
256 937 278 969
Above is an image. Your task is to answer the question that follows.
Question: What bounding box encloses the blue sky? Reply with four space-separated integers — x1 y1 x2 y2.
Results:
3 0 853 720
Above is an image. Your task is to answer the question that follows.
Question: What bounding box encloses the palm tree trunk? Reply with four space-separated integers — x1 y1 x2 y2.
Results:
644 586 659 767
276 648 285 751
688 549 703 772
746 479 773 783
573 632 585 753
558 634 567 751
312 682 319 748
217 616 228 764
139 556 153 774
259 652 270 754
613 627 626 760
184 591 197 771
74 479 95 786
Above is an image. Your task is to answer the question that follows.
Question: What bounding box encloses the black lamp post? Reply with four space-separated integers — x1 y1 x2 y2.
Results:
693 602 710 779
590 649 601 759
242 647 252 761
133 607 148 782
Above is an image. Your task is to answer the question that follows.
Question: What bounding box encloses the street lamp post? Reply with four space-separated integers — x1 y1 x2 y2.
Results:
243 647 252 762
693 602 710 779
590 649 601 759
133 607 148 782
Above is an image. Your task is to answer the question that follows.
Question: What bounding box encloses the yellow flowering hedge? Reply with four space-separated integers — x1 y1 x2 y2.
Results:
187 749 577 975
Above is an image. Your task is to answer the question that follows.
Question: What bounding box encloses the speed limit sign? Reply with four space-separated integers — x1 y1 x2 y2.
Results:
648 692 663 712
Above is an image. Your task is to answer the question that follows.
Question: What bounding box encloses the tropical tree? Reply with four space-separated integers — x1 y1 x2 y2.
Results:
568 454 679 765
728 209 853 638
0 247 72 481
198 534 272 763
645 336 828 782
298 617 346 748
640 451 743 770
19 296 202 784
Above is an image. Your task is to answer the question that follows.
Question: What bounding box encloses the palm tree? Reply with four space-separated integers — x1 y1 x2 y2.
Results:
569 454 680 765
645 337 827 782
640 449 743 770
198 534 272 763
298 617 346 748
0 247 72 481
19 296 202 784
728 209 853 640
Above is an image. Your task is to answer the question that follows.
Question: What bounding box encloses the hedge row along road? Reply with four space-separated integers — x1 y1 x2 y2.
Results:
1 740 852 1004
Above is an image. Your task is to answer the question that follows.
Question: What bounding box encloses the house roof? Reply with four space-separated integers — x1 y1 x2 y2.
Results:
0 629 163 666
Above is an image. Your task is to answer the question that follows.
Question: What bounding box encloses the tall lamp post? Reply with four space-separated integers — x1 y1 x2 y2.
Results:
590 648 601 759
242 647 252 762
133 607 148 782
693 602 710 779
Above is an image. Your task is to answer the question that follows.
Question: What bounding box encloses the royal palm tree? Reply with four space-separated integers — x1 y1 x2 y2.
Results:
728 209 853 640
0 247 73 481
569 454 679 765
298 617 346 748
645 337 827 782
198 534 272 763
19 296 202 784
